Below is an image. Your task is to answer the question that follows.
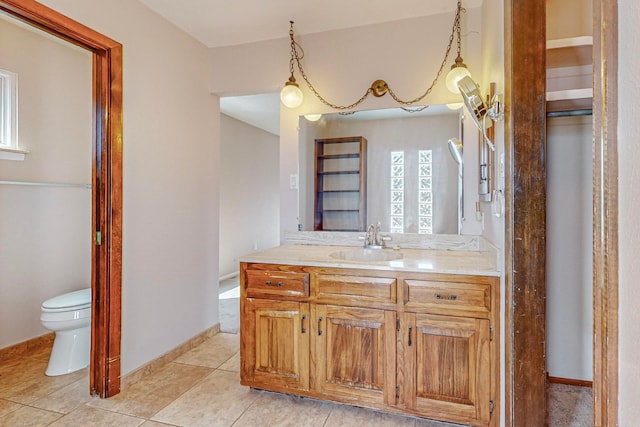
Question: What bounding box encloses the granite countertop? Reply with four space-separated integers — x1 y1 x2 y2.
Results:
239 237 500 277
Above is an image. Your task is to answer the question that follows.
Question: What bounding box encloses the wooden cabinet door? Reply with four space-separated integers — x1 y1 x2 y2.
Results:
241 298 310 391
400 313 491 424
312 304 396 406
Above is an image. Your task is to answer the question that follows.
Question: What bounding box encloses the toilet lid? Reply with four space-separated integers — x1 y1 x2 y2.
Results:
42 288 91 310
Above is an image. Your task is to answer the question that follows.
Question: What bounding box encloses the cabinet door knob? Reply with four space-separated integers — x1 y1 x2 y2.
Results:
301 314 307 334
408 325 413 346
318 316 323 336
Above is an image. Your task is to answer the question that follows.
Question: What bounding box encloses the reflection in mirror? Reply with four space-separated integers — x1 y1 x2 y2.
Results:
298 105 462 234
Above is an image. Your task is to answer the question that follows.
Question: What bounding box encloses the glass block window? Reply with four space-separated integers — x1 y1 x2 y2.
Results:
418 150 433 234
390 151 404 233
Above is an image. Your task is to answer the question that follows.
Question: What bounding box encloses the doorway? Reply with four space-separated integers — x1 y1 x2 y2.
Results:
0 0 123 398
506 0 618 424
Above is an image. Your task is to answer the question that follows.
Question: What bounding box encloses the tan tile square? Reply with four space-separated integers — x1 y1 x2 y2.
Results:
48 405 144 427
324 404 416 427
31 375 91 414
0 362 87 404
217 351 239 372
0 399 22 418
88 362 212 418
152 369 259 427
173 333 239 369
0 405 62 426
0 355 50 391
140 421 178 427
234 391 332 426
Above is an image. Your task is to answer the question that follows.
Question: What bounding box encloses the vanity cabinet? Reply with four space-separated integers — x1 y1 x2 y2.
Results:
242 298 310 391
399 313 491 422
312 304 396 406
240 263 499 427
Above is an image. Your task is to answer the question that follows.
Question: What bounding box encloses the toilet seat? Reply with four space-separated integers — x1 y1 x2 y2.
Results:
40 306 91 322
42 288 91 312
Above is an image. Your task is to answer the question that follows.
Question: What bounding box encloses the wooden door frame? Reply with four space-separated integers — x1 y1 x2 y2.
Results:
506 0 618 425
591 0 618 424
0 0 123 398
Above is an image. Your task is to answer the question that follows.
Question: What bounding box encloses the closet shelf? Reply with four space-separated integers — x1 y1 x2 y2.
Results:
546 88 593 112
547 36 593 68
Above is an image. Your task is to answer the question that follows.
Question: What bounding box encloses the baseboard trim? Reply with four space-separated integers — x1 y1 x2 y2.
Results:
548 375 593 388
122 323 220 388
219 271 239 282
0 332 55 361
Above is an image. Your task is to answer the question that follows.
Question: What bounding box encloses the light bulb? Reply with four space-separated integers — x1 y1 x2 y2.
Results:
280 82 303 108
304 113 322 122
446 65 471 94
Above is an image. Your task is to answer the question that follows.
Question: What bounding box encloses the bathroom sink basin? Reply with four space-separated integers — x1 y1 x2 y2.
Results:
329 248 403 263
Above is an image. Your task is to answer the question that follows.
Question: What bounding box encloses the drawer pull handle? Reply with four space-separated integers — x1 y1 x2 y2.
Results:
301 315 307 334
435 293 458 301
265 280 284 287
408 325 413 346
318 316 323 336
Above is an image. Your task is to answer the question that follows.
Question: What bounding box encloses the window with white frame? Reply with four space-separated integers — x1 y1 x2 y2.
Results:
0 68 18 150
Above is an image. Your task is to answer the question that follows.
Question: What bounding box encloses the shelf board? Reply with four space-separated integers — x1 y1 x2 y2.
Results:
317 170 360 176
547 36 593 68
319 190 360 193
547 87 592 101
318 153 360 160
546 88 592 112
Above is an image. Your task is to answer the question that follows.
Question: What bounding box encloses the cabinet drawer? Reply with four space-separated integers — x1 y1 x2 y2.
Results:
313 274 397 305
245 270 310 299
403 279 490 316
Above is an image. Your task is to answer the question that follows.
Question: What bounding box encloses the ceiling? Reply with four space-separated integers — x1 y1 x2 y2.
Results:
138 0 482 49
139 0 481 135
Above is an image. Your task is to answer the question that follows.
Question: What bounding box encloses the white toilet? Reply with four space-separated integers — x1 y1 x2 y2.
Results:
40 288 91 376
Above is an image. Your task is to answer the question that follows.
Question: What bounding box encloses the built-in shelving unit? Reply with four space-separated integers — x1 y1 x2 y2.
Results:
546 36 593 113
314 136 367 231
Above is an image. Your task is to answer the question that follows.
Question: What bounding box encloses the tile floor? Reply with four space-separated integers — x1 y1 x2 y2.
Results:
0 332 459 427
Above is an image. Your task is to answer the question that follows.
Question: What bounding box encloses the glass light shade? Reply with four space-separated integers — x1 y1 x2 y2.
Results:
445 66 472 94
304 113 322 122
446 102 464 110
280 83 303 108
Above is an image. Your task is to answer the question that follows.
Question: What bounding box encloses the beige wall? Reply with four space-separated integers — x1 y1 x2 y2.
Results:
0 18 92 348
618 0 640 423
39 0 220 375
219 114 280 277
546 116 593 381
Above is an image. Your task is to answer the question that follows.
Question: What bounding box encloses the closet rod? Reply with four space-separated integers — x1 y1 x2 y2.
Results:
0 180 91 189
546 109 593 118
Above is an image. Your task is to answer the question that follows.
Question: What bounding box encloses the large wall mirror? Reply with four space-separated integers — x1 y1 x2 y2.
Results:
298 105 462 234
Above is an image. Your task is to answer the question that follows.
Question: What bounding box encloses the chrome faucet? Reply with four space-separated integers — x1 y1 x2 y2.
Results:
363 222 387 248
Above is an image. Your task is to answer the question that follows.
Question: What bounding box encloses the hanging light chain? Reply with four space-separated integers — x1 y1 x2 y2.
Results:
388 1 464 105
288 21 373 110
287 2 465 109
456 0 463 59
